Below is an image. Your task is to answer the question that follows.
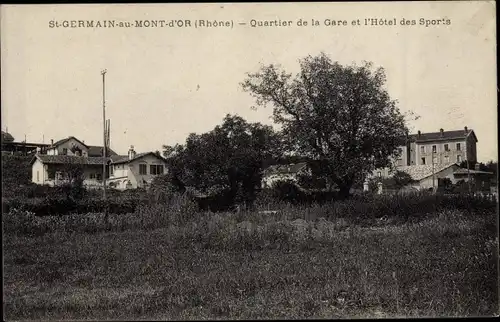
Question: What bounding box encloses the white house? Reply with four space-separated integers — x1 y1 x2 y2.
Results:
261 162 311 188
31 137 168 190
107 146 168 190
44 136 117 157
369 162 494 192
31 154 109 188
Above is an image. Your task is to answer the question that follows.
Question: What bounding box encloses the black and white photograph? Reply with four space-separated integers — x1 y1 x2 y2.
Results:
1 1 498 320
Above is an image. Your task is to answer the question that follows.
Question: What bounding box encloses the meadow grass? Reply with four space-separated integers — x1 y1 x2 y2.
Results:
3 195 498 320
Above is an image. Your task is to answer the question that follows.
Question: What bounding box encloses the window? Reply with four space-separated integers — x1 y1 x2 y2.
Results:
444 144 449 151
456 143 461 151
420 146 425 154
432 145 437 153
96 173 102 181
37 171 39 182
444 156 450 163
62 148 68 155
377 171 382 177
139 164 147 175
150 165 164 175
457 155 462 163
433 157 438 164
90 173 96 179
109 166 114 176
421 157 426 165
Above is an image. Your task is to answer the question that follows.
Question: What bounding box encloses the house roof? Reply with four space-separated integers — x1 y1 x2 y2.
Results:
397 163 459 181
406 129 477 143
110 155 129 163
263 162 308 176
48 136 116 157
87 145 117 157
110 152 167 164
50 136 89 148
31 154 108 166
453 168 494 175
1 131 14 143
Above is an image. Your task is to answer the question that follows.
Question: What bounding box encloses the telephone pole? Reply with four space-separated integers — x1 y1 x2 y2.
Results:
432 152 436 192
466 155 471 194
101 69 108 218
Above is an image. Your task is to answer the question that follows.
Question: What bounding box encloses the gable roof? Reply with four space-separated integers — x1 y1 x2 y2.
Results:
87 145 117 157
406 129 477 143
397 163 460 181
111 152 167 165
110 155 129 163
1 131 14 143
31 154 108 166
50 136 89 149
48 137 116 157
263 162 308 176
453 168 494 175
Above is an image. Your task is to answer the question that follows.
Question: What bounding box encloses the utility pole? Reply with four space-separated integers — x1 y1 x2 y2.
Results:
432 152 435 192
101 69 108 219
466 155 471 194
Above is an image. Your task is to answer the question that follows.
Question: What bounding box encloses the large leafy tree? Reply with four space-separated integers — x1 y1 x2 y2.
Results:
163 114 282 207
241 53 408 197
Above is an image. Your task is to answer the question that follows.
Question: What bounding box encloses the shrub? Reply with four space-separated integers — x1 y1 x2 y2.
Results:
2 208 38 236
2 191 497 237
166 193 199 225
268 180 305 204
1 155 32 196
192 189 237 212
1 196 142 216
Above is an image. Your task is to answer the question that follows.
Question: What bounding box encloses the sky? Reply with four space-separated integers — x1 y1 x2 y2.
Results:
1 2 497 161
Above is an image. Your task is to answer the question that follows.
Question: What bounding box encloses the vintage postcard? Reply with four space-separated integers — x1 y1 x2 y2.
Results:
1 1 497 320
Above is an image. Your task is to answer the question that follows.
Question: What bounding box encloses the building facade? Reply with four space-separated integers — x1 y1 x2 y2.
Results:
1 130 50 155
30 137 167 190
107 146 168 190
368 126 491 191
374 127 478 175
31 155 108 188
261 162 311 188
44 136 117 157
401 127 477 167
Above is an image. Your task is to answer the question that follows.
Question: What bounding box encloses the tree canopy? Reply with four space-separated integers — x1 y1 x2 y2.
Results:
163 114 282 208
241 53 408 197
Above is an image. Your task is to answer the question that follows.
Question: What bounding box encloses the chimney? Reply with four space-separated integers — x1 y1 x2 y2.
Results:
440 128 444 137
474 163 480 171
51 139 54 145
464 126 468 135
128 145 136 160
417 130 421 138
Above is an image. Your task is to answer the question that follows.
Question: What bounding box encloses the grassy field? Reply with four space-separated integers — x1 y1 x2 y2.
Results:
3 197 498 320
